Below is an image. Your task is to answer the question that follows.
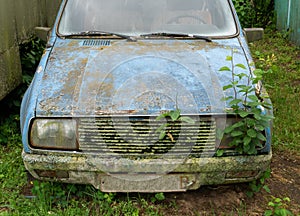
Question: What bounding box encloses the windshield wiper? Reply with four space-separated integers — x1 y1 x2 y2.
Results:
63 30 137 41
140 32 212 42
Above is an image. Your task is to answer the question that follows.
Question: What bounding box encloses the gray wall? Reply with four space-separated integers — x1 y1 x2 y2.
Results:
0 0 62 100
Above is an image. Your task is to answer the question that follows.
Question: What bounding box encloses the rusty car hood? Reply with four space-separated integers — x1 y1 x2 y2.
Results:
36 38 251 116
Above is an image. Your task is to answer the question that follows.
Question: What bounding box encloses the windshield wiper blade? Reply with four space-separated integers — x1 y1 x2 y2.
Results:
140 32 212 42
64 31 136 41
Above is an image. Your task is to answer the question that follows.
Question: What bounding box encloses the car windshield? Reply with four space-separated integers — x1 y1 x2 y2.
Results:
58 0 237 38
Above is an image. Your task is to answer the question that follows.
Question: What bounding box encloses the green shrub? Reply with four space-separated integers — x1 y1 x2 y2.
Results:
232 0 275 28
19 37 45 93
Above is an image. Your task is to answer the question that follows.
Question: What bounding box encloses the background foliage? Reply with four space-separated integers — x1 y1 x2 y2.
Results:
0 37 45 146
0 4 299 215
232 0 275 28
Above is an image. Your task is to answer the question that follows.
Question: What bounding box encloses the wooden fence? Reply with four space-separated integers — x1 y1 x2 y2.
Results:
275 0 300 46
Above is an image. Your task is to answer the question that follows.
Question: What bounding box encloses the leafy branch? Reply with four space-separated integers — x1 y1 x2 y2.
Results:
219 55 273 155
264 196 294 216
156 109 195 141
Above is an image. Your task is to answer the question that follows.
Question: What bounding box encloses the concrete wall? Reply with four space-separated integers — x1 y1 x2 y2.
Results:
0 0 62 100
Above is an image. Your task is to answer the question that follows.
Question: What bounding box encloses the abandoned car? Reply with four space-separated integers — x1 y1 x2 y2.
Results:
20 0 272 192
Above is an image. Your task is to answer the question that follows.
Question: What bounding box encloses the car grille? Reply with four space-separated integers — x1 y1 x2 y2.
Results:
82 40 111 46
78 116 217 158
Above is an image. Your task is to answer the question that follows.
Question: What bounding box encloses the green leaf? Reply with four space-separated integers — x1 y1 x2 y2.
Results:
243 136 251 146
258 119 272 128
257 132 266 141
268 201 276 207
248 144 257 155
235 64 247 70
247 129 257 138
247 101 260 107
231 121 244 129
229 138 242 147
229 99 243 106
237 85 252 93
248 95 259 101
274 198 282 203
223 84 233 90
155 123 168 133
243 144 250 152
236 73 248 80
231 130 244 137
155 192 165 201
254 113 262 120
263 168 271 179
224 125 234 134
169 110 181 121
253 69 264 76
246 118 256 127
239 110 249 118
156 113 168 120
159 131 166 140
231 81 239 86
222 96 234 101
216 149 224 157
219 66 231 71
226 56 233 61
216 128 224 140
255 124 265 131
179 116 195 124
277 209 293 216
264 210 273 216
263 185 271 193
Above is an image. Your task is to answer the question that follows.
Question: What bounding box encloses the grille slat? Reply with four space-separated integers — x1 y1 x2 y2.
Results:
82 40 111 46
78 116 217 158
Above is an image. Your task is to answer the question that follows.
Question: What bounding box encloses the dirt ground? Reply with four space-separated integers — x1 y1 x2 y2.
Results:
163 149 300 215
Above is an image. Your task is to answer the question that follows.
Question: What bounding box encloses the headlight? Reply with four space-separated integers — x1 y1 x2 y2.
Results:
30 119 78 150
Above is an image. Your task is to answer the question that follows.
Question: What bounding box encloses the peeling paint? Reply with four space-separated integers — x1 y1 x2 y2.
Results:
33 38 250 116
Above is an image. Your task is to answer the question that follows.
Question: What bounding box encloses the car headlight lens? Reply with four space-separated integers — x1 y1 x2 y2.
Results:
30 119 78 150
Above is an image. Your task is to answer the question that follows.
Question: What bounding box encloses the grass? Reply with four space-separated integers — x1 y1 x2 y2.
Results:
249 29 300 153
0 30 299 215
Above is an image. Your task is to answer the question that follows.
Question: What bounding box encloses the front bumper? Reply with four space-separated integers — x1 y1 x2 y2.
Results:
22 150 272 192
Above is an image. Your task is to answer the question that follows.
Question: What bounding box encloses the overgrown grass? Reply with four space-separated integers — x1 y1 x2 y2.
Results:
249 29 300 153
0 31 299 215
0 136 166 215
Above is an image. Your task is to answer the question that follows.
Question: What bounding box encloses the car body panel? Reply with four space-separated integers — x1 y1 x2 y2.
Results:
20 0 272 192
35 38 250 117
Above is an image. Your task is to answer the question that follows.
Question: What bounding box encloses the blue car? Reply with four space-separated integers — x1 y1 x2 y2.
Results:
21 0 272 192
